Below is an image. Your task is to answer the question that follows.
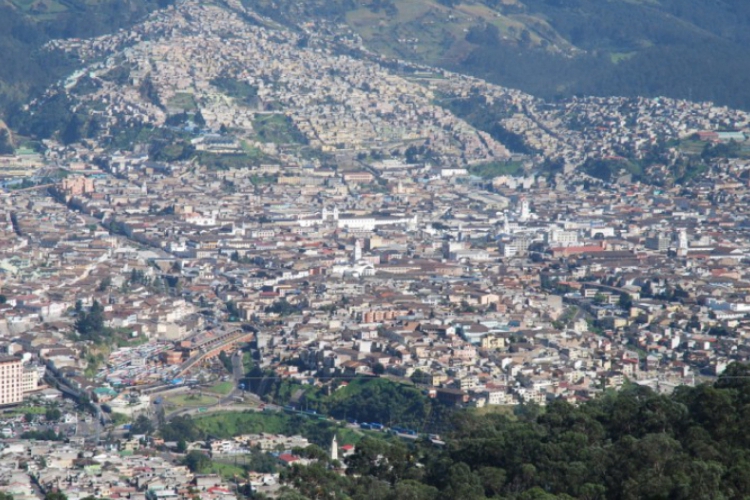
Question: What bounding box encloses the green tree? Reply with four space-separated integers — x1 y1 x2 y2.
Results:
477 466 506 497
130 415 154 436
75 300 109 342
182 450 210 473
176 439 188 453
45 407 62 422
45 492 68 500
440 462 484 500
0 129 13 155
390 480 439 500
618 293 632 310
60 114 84 145
193 110 206 127
282 462 348 499
218 350 233 373
160 415 202 442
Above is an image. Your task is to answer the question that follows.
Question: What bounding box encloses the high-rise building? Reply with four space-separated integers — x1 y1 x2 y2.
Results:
0 356 23 407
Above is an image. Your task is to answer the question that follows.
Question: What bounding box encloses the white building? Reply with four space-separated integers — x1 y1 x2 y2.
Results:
548 229 579 246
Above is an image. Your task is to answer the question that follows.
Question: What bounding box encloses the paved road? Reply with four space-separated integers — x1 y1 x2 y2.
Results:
160 351 261 420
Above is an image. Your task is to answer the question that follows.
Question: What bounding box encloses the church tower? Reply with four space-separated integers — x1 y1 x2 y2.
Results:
330 434 339 462
353 239 362 262
677 229 689 257
519 197 530 221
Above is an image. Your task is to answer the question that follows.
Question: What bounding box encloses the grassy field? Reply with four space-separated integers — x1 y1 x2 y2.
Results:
674 139 706 155
469 405 517 417
197 151 259 170
167 92 198 111
672 138 750 159
6 406 46 416
252 114 308 145
196 411 288 436
469 160 524 179
111 413 130 426
193 410 363 447
10 0 67 15
207 381 235 396
239 140 271 161
341 0 551 64
166 393 220 408
203 461 245 480
610 51 636 64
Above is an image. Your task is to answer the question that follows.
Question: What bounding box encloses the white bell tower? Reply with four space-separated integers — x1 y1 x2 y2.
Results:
330 434 339 462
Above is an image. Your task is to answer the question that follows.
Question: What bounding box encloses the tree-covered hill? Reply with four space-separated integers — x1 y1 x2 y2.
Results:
463 0 750 110
266 363 750 499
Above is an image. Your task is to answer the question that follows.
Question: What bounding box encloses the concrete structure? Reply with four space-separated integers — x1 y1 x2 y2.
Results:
0 356 23 406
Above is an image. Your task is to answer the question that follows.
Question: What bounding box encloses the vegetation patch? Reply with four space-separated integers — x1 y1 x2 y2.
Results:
211 77 259 107
167 92 198 111
469 160 524 179
249 375 454 433
197 151 270 170
163 410 362 449
166 393 220 408
207 381 235 396
252 113 308 145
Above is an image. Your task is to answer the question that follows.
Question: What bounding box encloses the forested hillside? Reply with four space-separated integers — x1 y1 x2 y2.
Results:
464 0 750 110
279 363 750 499
0 0 172 117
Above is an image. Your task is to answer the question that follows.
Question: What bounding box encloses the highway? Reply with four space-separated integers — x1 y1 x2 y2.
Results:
44 368 107 441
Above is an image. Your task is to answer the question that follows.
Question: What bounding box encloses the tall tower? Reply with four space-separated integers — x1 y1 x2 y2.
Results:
677 229 689 257
330 434 339 462
519 197 530 222
322 207 329 221
333 206 340 221
353 239 362 262
677 229 688 250
408 214 419 232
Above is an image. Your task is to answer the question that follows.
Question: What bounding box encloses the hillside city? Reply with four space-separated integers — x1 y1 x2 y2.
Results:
2 0 750 499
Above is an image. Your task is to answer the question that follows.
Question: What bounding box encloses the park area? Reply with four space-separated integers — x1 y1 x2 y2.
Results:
165 393 220 408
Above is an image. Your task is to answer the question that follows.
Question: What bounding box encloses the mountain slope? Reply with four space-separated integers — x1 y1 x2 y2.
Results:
240 0 750 110
0 0 173 118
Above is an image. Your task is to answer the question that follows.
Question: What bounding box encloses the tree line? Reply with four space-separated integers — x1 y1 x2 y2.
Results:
211 362 750 499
